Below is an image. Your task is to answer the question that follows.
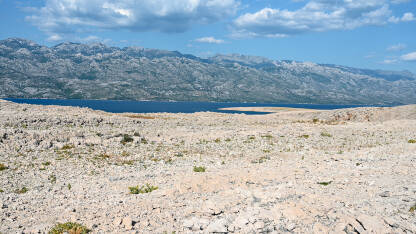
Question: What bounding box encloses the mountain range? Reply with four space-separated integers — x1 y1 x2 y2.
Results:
1 37 415 104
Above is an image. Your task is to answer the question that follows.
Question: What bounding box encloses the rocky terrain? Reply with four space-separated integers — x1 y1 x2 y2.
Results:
1 38 416 104
0 99 415 233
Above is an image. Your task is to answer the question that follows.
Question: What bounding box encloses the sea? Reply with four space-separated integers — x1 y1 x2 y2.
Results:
5 98 387 115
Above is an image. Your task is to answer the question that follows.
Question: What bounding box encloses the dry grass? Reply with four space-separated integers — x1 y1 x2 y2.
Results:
124 114 156 119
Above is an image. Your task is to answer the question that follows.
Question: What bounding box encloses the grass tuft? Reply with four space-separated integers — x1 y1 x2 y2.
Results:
15 187 29 194
121 134 134 145
129 183 158 194
61 144 75 150
0 163 8 171
410 203 416 213
320 132 332 137
49 222 90 234
317 181 332 186
193 166 206 172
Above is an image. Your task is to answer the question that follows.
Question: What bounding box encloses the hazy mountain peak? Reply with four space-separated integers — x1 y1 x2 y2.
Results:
0 37 415 104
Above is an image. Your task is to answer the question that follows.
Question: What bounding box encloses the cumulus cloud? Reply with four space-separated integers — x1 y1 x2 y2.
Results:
195 37 225 44
27 0 240 36
401 52 416 61
389 12 415 22
233 0 414 37
387 43 407 52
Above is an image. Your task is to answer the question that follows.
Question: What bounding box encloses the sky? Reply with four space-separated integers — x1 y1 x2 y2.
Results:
0 0 416 72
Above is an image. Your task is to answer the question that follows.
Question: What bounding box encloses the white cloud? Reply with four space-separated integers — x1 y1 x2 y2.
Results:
195 37 225 44
387 43 407 52
401 52 416 61
381 59 398 64
233 0 414 37
389 12 415 23
401 12 415 21
47 34 63 41
27 0 240 36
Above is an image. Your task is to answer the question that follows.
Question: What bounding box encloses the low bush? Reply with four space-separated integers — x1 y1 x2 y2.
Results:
49 222 90 234
129 183 158 194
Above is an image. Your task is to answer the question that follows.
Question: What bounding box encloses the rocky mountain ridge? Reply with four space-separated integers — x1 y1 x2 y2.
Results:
1 38 415 104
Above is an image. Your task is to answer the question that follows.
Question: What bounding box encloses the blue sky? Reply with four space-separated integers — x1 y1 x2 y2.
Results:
1 0 416 72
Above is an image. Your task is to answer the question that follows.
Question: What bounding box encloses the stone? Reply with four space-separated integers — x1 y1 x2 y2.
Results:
206 218 228 233
122 217 133 229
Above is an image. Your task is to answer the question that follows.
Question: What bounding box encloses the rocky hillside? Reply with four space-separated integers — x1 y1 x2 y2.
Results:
1 100 416 233
1 38 416 104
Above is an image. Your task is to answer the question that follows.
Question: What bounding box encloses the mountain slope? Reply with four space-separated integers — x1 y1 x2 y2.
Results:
1 38 415 104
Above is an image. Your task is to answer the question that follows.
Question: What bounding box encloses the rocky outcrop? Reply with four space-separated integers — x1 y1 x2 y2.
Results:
0 101 415 233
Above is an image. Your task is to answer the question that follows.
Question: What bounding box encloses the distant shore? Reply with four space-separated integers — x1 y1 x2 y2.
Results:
218 106 318 113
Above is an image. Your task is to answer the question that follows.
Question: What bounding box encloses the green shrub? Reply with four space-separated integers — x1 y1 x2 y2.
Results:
313 118 319 123
0 163 8 171
251 156 270 164
121 134 134 145
15 187 29 194
49 222 90 234
49 175 57 184
129 183 158 194
320 132 332 137
300 135 309 139
408 139 416 144
193 166 206 172
410 203 416 213
61 144 75 150
317 181 332 186
141 138 148 144
214 138 221 143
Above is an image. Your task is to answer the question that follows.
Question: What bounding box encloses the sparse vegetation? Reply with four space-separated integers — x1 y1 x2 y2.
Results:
68 184 72 190
94 153 111 160
248 135 256 140
321 132 332 137
49 174 57 184
129 183 158 194
49 222 90 234
0 163 8 171
214 138 221 143
317 181 332 186
140 137 148 144
193 166 206 172
42 161 51 166
410 203 416 213
261 134 273 139
61 144 75 150
121 134 134 145
251 156 270 164
225 138 231 142
408 139 416 143
313 118 319 123
15 187 29 194
300 134 309 138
